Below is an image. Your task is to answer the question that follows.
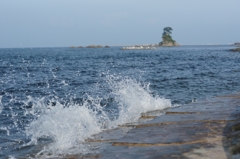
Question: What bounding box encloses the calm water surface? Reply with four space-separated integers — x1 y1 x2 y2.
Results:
0 45 239 158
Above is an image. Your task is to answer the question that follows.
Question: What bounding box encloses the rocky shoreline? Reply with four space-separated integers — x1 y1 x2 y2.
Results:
73 93 240 159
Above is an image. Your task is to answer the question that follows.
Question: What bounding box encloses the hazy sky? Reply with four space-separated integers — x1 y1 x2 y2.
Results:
0 0 239 48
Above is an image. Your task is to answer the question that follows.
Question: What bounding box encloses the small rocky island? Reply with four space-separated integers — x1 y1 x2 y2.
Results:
71 27 180 50
86 45 103 48
122 27 179 50
159 27 179 46
70 45 110 48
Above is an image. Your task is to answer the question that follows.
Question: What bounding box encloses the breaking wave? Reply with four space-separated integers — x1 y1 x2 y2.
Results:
23 75 171 157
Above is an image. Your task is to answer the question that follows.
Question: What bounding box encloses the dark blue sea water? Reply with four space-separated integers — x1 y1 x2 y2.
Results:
0 45 240 158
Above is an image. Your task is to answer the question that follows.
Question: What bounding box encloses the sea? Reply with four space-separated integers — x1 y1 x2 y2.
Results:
0 45 240 158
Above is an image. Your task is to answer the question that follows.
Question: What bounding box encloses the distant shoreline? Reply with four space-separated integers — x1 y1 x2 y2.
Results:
0 44 237 49
69 44 234 48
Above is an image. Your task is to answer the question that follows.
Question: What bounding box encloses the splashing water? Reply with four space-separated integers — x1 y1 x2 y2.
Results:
25 97 103 156
23 75 171 157
106 75 171 126
0 96 2 114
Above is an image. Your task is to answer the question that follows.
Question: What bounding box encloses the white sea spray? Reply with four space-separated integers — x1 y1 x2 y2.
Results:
24 75 172 157
106 75 171 126
0 96 3 114
24 97 103 156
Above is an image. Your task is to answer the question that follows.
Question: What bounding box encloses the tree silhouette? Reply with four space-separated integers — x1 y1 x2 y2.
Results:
161 27 174 44
159 27 178 46
163 27 173 36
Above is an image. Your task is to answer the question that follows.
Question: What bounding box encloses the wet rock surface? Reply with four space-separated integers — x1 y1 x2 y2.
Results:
79 94 240 159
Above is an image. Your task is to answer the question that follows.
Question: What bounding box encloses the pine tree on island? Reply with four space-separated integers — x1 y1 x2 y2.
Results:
159 27 179 46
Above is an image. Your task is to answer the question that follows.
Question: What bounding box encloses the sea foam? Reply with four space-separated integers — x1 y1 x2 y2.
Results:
24 75 171 157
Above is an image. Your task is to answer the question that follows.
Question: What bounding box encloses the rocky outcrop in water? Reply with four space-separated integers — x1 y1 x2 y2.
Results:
159 41 180 47
69 46 83 48
86 45 103 48
70 45 109 48
232 42 240 46
159 27 180 47
122 44 158 50
229 42 240 52
229 48 240 52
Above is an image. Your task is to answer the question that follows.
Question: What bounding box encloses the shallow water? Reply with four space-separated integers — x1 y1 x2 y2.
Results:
0 45 240 158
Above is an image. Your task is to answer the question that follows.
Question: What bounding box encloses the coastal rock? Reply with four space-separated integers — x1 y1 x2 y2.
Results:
229 48 240 52
159 41 180 47
70 46 83 48
232 42 240 46
122 44 158 50
84 94 240 159
105 45 110 48
86 45 103 48
159 27 179 47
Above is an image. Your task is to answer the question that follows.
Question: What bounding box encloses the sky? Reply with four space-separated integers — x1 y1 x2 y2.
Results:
0 0 240 48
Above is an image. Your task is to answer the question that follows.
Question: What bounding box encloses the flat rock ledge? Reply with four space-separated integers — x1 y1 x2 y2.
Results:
62 94 240 159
